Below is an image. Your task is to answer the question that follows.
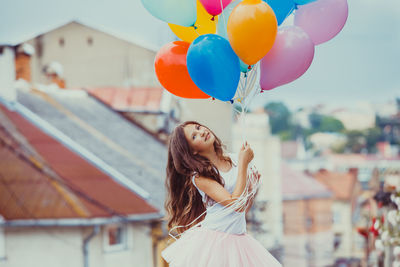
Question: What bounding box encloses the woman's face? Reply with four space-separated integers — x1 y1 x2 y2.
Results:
183 123 215 155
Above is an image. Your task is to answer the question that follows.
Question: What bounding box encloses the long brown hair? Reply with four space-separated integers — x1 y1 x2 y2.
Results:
165 121 232 233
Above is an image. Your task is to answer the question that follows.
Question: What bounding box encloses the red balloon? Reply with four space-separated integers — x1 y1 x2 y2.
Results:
155 41 209 99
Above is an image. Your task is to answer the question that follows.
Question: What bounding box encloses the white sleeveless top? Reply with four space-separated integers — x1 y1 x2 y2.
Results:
191 154 247 235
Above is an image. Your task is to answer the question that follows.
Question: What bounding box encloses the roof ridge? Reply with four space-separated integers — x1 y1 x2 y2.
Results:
32 89 159 183
1 19 161 51
28 89 153 198
0 103 157 219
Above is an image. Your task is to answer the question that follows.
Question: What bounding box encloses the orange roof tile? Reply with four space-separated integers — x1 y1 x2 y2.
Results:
281 163 332 200
0 104 158 221
311 169 358 201
87 87 163 112
0 125 88 220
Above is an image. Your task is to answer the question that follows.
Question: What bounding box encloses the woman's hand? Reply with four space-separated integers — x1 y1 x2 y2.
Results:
238 142 254 167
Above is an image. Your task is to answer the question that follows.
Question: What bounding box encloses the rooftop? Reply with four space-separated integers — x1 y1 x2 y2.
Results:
281 163 332 201
0 87 168 223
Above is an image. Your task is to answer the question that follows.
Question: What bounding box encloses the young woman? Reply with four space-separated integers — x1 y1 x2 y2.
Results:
162 121 282 266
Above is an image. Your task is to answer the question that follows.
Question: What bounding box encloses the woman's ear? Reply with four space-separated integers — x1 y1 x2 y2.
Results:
193 151 198 155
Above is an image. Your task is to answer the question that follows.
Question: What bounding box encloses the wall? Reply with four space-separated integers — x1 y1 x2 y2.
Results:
283 198 334 266
28 22 159 88
90 223 154 267
1 227 83 267
0 223 154 267
0 47 16 102
332 201 353 258
232 112 283 250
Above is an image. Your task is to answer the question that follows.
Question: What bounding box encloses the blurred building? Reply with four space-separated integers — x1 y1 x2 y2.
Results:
311 169 364 262
328 154 400 189
17 19 232 147
329 104 376 131
0 86 169 267
282 164 334 267
232 111 284 261
0 46 16 102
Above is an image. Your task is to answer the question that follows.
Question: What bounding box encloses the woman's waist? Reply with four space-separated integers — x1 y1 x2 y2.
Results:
201 211 247 234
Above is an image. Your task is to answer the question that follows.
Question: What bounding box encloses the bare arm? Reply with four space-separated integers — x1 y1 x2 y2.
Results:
194 143 254 209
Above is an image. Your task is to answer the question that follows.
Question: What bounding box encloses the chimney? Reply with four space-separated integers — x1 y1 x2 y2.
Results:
44 61 66 89
15 43 35 82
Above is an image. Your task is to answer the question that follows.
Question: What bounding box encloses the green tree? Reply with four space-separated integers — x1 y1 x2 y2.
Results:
309 112 323 129
319 116 345 132
264 102 291 134
344 130 366 153
365 127 382 153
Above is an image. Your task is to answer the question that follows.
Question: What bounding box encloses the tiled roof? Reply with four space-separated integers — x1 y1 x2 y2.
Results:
0 87 168 221
0 103 158 221
281 163 332 201
0 123 86 220
87 87 164 112
311 169 358 201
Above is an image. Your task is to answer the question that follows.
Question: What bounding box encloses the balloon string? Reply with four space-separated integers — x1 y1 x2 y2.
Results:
219 0 227 34
168 166 261 241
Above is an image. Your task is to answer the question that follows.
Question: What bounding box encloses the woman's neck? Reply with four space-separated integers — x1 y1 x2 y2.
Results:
201 150 230 172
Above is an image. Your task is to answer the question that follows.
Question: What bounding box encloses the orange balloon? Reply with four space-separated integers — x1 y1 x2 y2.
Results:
227 0 278 65
155 41 209 99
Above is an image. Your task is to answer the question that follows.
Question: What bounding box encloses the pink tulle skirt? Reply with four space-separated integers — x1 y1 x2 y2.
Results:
162 227 282 267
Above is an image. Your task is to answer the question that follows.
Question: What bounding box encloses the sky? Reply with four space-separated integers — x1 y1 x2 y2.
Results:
1 0 399 110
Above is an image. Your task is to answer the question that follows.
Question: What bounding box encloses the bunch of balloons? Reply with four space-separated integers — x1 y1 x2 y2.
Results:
143 0 348 102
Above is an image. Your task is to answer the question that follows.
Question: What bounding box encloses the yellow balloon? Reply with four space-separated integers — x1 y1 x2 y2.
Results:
169 1 218 43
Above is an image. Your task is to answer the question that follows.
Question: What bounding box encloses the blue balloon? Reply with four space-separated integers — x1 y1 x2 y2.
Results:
293 0 317 5
264 0 296 26
141 0 196 26
187 34 240 101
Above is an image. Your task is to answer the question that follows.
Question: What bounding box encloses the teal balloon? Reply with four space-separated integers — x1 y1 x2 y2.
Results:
264 0 295 25
293 0 317 5
216 0 241 39
240 61 252 73
187 34 240 101
141 0 197 26
216 0 253 73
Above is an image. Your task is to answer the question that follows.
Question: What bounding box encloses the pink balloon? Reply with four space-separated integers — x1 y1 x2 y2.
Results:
200 0 232 16
294 0 348 45
260 26 315 91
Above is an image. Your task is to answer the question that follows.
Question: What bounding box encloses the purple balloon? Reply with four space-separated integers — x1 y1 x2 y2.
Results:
260 26 315 91
294 0 348 45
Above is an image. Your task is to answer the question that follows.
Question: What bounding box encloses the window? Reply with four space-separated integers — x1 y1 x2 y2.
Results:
333 210 341 224
334 233 342 250
103 224 127 252
59 37 65 47
87 37 93 46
